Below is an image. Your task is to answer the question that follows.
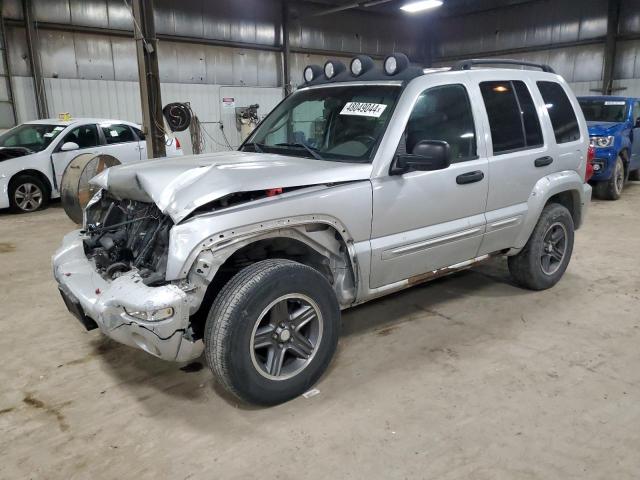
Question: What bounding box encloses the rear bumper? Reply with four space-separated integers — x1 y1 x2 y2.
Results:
52 230 203 362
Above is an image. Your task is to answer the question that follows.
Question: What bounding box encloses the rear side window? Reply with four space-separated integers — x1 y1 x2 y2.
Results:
537 81 580 144
101 124 136 145
480 80 543 154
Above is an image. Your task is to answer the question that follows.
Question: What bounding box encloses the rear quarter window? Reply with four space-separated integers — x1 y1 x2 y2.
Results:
537 81 580 144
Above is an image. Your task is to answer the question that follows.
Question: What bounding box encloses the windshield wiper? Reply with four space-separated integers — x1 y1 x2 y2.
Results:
242 142 265 153
275 142 324 161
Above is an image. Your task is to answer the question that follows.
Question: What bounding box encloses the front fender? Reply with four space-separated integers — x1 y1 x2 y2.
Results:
513 171 591 250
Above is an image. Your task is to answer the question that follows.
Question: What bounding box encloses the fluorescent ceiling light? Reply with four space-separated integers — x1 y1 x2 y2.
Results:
400 0 443 13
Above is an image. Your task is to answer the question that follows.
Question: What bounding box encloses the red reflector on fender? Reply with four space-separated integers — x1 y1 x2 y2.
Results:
585 145 595 182
265 188 283 197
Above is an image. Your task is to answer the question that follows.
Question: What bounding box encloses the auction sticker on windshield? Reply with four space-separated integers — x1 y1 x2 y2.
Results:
340 102 387 118
605 101 626 105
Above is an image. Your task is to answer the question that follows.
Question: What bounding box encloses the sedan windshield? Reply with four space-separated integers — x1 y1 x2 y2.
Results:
578 99 628 123
243 85 401 162
0 124 65 153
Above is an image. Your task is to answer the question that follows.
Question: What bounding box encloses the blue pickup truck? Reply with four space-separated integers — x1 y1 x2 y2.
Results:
577 96 640 199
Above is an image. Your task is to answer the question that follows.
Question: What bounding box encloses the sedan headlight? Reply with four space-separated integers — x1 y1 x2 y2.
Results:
125 307 174 322
589 136 614 148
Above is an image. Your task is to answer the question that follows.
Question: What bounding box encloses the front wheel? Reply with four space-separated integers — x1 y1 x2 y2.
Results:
9 174 49 213
205 259 340 406
508 203 575 291
594 155 625 200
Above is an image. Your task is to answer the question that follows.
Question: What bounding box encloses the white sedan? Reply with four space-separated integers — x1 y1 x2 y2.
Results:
0 118 183 213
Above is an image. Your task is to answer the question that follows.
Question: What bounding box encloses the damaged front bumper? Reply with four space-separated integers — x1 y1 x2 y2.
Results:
52 230 203 362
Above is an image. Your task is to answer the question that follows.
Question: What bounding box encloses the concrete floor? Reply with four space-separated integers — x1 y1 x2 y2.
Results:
1 184 639 480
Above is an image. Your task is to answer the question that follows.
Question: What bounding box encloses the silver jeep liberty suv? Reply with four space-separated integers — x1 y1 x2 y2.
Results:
53 54 592 405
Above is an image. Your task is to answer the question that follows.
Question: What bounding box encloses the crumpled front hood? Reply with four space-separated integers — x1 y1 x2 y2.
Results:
0 147 35 162
91 151 372 223
587 121 624 136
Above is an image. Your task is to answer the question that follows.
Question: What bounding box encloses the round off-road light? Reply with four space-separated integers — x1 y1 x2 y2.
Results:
350 55 375 77
383 53 410 75
323 60 346 79
303 65 322 84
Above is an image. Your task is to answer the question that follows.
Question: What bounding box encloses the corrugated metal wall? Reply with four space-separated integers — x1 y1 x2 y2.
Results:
432 0 640 96
8 0 640 140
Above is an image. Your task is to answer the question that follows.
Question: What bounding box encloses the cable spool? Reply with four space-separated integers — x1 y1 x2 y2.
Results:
60 153 120 224
162 102 192 132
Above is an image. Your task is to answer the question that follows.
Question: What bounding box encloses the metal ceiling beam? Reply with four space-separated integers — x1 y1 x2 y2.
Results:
311 0 395 17
602 0 622 95
131 0 165 158
21 0 48 119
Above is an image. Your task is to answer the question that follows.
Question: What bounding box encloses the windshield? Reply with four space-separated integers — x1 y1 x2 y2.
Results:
0 124 65 152
243 85 401 162
578 99 628 123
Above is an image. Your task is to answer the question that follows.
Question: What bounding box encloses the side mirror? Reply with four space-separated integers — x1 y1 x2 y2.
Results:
60 141 79 152
391 140 451 175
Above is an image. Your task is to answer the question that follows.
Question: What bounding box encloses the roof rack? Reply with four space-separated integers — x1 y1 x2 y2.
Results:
452 59 556 74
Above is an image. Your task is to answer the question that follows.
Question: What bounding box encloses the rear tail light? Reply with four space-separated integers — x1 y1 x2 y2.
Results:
175 137 181 149
585 145 595 182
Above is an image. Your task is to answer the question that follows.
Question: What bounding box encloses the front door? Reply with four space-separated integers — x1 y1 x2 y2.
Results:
369 83 489 289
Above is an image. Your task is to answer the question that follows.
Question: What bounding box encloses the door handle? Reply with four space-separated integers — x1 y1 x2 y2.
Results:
456 170 485 185
535 156 554 167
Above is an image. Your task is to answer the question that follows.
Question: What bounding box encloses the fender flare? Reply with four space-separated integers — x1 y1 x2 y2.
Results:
513 170 585 250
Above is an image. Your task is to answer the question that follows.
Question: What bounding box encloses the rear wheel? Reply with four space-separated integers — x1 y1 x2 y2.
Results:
9 174 49 213
205 259 340 406
594 155 624 200
508 203 574 291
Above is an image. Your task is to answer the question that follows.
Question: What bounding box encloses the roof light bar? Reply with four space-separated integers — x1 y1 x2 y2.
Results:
384 53 410 75
350 55 375 77
324 59 346 79
303 64 323 84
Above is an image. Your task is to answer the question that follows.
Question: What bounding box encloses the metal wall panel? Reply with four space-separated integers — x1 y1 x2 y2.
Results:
38 30 78 78
435 0 608 59
175 43 206 84
615 40 640 79
75 34 115 80
11 76 37 122
33 0 71 24
69 0 108 28
111 37 138 81
6 27 30 76
106 0 133 30
2 0 23 19
620 0 640 34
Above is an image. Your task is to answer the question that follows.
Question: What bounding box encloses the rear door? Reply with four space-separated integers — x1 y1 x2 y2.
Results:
369 81 489 288
473 75 560 255
98 123 141 163
50 123 101 189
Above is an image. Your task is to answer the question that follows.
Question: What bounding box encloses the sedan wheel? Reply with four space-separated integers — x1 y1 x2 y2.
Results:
14 182 44 212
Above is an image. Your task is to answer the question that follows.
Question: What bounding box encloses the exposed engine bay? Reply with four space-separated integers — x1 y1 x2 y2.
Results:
83 194 172 285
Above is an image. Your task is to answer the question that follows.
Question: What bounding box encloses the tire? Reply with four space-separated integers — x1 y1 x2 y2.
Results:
594 155 625 200
9 174 49 213
508 203 575 291
629 169 640 181
205 259 340 406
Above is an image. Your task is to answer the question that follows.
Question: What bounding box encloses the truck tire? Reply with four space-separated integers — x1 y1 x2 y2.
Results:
9 174 49 213
594 155 625 200
204 259 340 406
508 203 574 291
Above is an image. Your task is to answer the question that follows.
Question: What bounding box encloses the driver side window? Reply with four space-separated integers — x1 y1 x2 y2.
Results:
403 84 477 163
